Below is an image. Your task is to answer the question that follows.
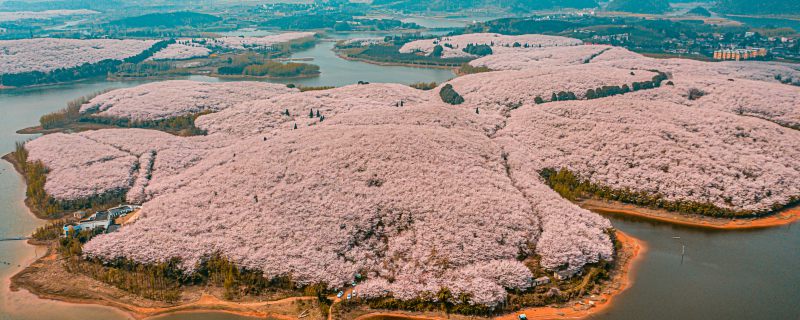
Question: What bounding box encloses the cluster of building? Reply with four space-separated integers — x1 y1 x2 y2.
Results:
62 205 140 237
590 33 630 43
713 48 768 61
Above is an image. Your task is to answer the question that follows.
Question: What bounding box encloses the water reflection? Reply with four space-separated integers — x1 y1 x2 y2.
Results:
594 214 800 320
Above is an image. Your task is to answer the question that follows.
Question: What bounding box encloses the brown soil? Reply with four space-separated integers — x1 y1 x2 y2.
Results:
11 231 643 320
10 247 323 320
579 199 800 230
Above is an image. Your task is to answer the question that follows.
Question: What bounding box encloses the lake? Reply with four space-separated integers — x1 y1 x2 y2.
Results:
0 34 798 320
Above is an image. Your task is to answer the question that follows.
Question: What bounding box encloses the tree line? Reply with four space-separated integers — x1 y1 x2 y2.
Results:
1 40 173 87
31 219 68 241
13 142 126 218
361 250 615 317
58 224 329 304
241 61 320 78
39 94 211 136
80 110 212 136
215 52 320 78
539 167 796 217
40 89 113 129
344 44 472 67
536 70 670 104
113 60 190 78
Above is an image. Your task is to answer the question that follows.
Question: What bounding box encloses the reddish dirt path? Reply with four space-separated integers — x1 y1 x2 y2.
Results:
581 200 800 230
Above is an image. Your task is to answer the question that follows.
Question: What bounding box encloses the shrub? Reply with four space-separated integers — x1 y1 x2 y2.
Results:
463 44 493 56
409 82 437 90
439 84 464 105
688 88 706 100
459 63 492 75
431 45 444 58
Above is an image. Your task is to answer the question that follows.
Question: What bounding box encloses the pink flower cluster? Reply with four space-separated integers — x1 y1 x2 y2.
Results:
80 80 297 121
624 75 800 128
85 126 544 307
202 32 316 50
25 129 223 201
0 38 158 74
126 150 155 204
591 47 800 84
195 83 434 136
23 33 800 307
445 64 656 112
400 33 582 58
25 133 137 200
148 43 211 61
469 45 613 70
498 97 800 212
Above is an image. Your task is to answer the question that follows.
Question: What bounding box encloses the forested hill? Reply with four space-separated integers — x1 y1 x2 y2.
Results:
371 0 598 12
715 0 800 15
606 0 670 14
109 12 220 28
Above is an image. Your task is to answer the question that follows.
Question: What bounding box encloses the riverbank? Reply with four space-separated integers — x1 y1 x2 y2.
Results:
490 231 643 320
9 231 642 320
9 246 321 320
209 71 321 80
579 198 800 230
16 122 119 135
0 153 50 220
344 231 643 320
334 50 461 71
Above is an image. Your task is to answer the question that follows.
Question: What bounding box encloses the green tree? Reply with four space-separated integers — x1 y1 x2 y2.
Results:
431 45 444 58
439 84 464 105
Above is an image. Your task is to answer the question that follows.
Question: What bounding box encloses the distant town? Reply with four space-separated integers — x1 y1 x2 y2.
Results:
514 13 800 62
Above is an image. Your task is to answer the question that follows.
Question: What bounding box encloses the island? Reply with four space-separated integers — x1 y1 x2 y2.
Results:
5 31 800 320
0 32 321 88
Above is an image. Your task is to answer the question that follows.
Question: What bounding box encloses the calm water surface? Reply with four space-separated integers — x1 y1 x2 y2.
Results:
592 213 800 320
0 38 798 320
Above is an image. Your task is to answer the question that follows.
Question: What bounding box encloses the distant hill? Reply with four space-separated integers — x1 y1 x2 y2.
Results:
715 0 800 15
0 0 119 11
109 12 220 28
512 0 599 10
687 6 712 17
606 0 670 14
371 0 598 12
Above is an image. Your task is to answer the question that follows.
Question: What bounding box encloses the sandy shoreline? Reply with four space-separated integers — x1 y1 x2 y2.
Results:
10 231 643 320
9 247 320 320
350 231 644 320
579 199 800 230
494 231 644 320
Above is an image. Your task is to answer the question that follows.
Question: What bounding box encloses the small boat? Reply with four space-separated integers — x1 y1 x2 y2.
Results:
672 236 681 239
